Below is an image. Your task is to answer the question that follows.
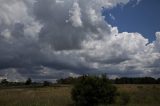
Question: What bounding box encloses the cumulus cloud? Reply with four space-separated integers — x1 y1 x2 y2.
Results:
0 0 160 81
68 1 83 27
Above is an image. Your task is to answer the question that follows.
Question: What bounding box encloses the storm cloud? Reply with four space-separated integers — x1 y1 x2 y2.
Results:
0 0 160 81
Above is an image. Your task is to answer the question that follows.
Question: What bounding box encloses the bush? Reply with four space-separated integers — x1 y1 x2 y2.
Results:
71 75 117 106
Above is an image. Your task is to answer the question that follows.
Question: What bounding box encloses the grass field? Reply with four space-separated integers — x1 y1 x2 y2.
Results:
0 84 160 106
115 84 160 106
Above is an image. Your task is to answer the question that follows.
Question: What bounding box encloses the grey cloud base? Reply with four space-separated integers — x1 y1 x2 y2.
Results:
0 0 160 81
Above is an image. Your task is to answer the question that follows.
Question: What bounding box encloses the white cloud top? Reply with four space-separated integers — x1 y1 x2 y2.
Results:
69 1 83 27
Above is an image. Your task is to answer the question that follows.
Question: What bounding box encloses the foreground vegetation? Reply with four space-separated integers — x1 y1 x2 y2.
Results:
0 84 160 106
72 75 117 106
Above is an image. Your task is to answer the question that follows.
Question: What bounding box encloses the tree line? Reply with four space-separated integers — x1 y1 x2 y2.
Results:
114 77 160 84
0 78 52 87
57 76 160 84
1 76 160 86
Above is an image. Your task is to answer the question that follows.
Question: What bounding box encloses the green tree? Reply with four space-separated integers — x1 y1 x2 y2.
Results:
71 75 117 106
1 79 8 85
25 78 32 85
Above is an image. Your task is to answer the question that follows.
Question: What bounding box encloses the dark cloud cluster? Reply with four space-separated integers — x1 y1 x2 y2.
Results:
0 0 160 81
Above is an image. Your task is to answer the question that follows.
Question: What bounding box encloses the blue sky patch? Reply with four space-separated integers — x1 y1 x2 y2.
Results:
103 0 160 42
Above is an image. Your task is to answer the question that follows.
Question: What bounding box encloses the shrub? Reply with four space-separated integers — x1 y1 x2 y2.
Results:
71 75 117 106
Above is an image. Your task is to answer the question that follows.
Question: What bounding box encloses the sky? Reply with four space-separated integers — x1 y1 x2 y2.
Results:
104 0 160 42
0 0 160 82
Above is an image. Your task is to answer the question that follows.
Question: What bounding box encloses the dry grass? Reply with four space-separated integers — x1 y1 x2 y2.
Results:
0 86 72 106
0 84 160 106
115 84 160 106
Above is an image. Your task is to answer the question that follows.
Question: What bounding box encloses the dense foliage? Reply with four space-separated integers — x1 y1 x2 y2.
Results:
71 75 117 106
57 76 160 84
115 77 159 84
1 79 8 85
25 78 32 85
